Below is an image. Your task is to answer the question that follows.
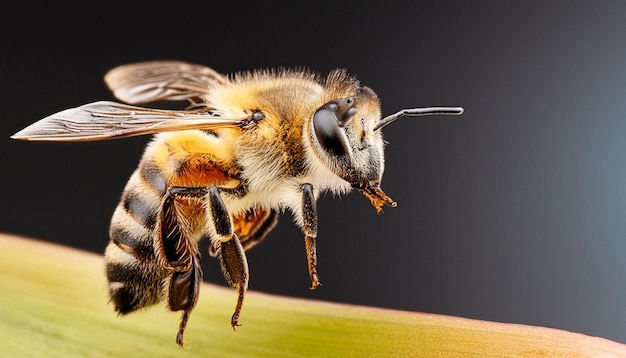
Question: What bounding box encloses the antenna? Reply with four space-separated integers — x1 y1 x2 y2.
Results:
374 106 464 131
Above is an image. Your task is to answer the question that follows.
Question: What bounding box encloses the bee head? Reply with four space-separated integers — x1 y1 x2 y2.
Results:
309 87 463 211
309 87 389 209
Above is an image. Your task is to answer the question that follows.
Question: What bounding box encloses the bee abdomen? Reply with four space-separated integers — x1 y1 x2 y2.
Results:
105 256 163 314
105 168 166 313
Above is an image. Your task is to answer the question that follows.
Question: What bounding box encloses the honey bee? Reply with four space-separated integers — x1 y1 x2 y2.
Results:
12 61 463 346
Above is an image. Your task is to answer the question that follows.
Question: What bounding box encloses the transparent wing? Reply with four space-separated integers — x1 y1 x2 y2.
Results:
11 101 249 142
104 61 228 105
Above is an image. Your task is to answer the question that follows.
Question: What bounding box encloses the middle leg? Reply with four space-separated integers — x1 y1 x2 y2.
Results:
205 186 249 329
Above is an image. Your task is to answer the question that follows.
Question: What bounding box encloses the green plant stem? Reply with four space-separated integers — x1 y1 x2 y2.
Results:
1 234 624 357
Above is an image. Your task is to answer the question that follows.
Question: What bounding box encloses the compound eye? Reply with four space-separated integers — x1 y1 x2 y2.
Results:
312 100 353 157
313 106 347 157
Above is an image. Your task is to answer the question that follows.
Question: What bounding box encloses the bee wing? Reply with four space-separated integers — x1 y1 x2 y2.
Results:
104 61 228 105
11 101 248 142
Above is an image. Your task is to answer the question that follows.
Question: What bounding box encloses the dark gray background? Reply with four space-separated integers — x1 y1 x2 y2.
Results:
3 1 626 343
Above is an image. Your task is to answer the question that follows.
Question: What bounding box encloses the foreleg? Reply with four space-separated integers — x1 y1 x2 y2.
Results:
300 183 321 289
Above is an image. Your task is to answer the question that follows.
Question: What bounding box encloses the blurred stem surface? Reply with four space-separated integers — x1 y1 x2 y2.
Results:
1 234 624 357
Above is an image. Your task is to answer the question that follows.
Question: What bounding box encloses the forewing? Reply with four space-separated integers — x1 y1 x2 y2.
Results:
104 61 228 105
11 101 248 142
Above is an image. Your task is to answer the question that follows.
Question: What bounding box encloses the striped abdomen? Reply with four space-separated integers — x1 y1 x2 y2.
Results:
105 158 170 314
103 130 280 318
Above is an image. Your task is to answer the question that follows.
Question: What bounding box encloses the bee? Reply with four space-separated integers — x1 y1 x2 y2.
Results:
12 61 463 346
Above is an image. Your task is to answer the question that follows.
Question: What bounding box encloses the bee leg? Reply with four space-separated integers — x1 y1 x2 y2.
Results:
237 209 280 252
217 237 247 330
160 188 208 347
209 209 279 256
301 184 321 289
168 255 202 347
207 186 249 330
